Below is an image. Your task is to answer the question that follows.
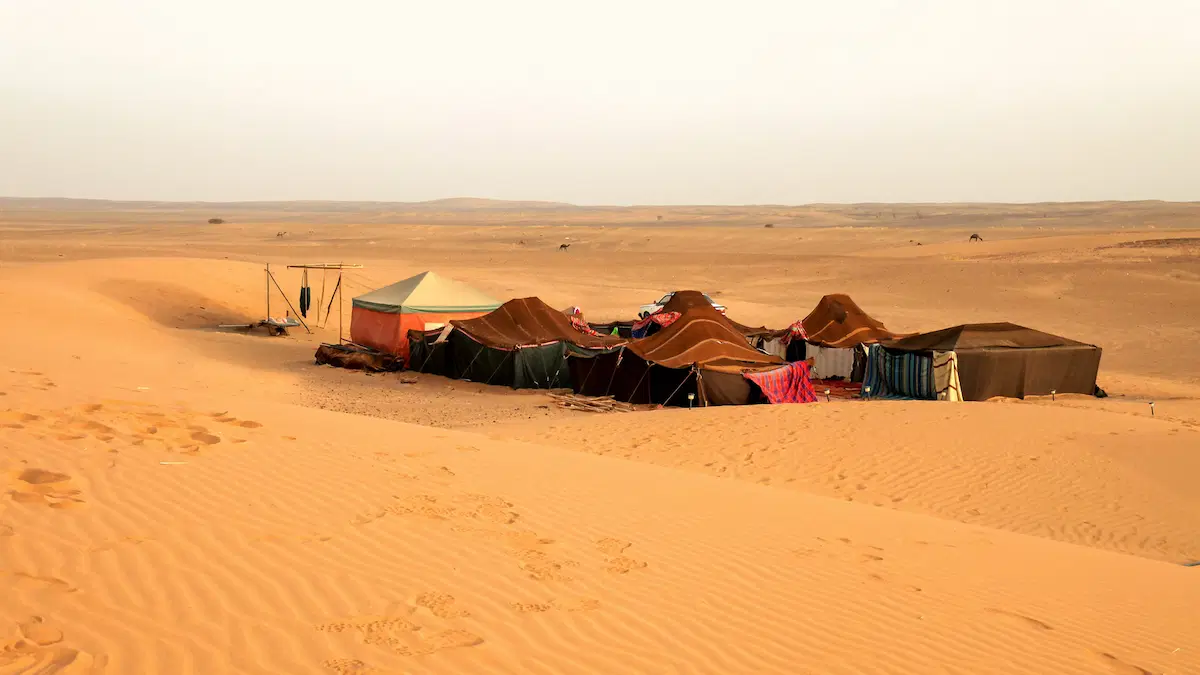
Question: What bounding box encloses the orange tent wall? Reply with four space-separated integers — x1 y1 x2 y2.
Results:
350 307 487 365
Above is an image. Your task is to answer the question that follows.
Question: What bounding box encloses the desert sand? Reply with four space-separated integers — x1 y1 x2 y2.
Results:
1 198 1199 674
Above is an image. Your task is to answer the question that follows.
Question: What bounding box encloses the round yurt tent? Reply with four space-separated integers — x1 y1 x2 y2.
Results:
350 271 501 365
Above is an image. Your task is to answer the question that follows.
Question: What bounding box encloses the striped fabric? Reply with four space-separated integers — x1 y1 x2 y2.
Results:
744 361 818 404
860 345 935 400
631 311 682 338
779 319 809 346
569 314 602 337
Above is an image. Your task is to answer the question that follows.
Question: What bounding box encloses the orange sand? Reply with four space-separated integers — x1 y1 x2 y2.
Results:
2 199 1199 674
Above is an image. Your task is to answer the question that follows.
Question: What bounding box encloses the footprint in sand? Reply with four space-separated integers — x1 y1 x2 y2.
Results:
596 538 647 574
513 548 580 581
512 597 600 614
190 430 221 445
8 468 85 509
414 592 470 619
0 616 108 673
315 610 483 657
595 537 632 556
322 658 379 675
604 556 648 575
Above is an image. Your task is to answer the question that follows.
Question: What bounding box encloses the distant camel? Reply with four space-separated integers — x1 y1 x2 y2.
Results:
276 231 288 238
559 243 571 251
969 233 983 242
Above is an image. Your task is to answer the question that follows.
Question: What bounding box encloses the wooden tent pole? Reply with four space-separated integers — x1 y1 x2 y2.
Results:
317 268 327 325
338 267 344 344
265 263 271 320
267 268 310 333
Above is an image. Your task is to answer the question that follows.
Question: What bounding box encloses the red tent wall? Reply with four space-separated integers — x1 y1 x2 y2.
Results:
350 307 488 365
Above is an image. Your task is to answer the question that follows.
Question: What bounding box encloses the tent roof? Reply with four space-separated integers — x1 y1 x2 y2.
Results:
802 294 901 347
352 271 502 314
883 323 1094 352
628 304 784 371
452 297 626 350
658 290 773 338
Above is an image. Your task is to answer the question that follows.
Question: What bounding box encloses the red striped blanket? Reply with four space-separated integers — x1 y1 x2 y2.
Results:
744 361 817 404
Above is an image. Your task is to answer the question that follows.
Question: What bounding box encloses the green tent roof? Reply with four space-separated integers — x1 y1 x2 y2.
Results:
352 271 502 314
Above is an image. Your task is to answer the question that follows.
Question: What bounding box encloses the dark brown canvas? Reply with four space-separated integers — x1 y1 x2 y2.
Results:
568 304 784 406
452 297 626 350
626 304 784 370
802 294 901 347
659 290 773 338
883 323 1101 400
883 322 1090 351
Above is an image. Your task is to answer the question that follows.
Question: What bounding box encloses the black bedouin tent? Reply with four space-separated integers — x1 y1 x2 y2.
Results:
570 303 786 406
408 297 625 389
877 322 1102 400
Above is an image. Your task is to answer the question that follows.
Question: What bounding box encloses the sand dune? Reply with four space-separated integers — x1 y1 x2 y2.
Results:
4 395 1199 674
492 402 1200 563
2 202 1199 674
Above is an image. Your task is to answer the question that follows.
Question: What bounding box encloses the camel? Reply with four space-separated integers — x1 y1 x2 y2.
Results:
559 243 571 251
969 233 983 242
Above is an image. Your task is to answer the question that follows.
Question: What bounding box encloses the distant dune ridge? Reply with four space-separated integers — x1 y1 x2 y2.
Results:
0 201 1198 674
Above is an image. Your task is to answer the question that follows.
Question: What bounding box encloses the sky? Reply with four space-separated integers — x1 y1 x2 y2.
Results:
1 1 1197 204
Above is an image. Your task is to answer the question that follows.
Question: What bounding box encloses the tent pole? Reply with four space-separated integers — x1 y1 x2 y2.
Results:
268 268 310 333
662 366 695 408
265 263 271 320
317 268 326 325
338 266 344 344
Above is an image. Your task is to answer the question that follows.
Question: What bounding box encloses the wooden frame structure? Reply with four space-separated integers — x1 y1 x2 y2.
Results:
285 263 363 342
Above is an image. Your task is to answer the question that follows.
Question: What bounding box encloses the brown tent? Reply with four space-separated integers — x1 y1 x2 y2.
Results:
881 322 1101 400
453 297 623 350
655 290 772 339
570 303 783 406
802 294 901 347
410 297 624 389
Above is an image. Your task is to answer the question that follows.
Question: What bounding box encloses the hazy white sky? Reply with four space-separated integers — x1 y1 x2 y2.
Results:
1 1 1197 204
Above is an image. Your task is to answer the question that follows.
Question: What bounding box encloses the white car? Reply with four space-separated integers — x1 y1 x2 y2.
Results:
638 292 726 319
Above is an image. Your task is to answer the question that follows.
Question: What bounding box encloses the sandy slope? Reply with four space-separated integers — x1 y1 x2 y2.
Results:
492 402 1200 563
4 393 1199 675
2 203 1199 674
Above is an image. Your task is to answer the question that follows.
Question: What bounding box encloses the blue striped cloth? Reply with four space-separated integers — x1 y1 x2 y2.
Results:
861 345 936 400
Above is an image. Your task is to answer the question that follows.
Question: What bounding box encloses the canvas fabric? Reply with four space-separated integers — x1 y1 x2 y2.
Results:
883 323 1102 400
806 344 856 380
350 308 487 364
933 351 963 402
352 271 501 314
802 294 901 347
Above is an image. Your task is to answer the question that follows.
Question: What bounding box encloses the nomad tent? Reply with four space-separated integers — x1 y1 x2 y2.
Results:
570 304 802 406
763 294 903 380
410 297 625 389
866 322 1102 401
632 290 773 341
350 271 501 365
802 294 900 348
